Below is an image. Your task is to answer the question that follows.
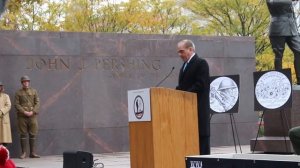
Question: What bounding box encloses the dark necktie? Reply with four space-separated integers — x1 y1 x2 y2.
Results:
183 62 188 72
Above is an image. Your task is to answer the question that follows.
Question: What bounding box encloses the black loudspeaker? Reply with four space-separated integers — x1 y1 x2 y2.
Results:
63 151 94 168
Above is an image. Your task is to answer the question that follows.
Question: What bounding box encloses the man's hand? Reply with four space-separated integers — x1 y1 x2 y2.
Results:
24 111 33 117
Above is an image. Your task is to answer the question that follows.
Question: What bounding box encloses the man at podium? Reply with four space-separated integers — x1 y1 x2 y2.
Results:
176 39 211 155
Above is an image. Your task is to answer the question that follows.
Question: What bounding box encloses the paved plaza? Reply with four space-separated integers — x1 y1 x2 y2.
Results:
13 145 252 168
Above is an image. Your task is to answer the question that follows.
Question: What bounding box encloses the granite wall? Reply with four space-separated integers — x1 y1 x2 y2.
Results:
0 30 256 156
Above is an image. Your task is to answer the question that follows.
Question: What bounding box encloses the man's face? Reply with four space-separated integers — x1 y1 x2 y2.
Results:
22 81 30 88
177 42 193 62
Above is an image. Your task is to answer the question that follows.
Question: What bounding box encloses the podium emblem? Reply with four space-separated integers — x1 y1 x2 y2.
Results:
133 95 144 119
128 88 151 122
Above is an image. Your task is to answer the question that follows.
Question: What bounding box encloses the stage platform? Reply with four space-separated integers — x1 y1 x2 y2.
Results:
12 145 295 168
186 153 300 168
186 145 300 168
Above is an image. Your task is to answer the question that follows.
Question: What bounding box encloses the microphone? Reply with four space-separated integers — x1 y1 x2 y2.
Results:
155 67 175 87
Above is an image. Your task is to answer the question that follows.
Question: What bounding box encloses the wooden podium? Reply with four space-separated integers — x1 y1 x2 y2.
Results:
128 87 199 168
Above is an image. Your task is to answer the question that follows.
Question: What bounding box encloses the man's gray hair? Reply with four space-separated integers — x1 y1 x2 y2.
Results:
179 39 196 50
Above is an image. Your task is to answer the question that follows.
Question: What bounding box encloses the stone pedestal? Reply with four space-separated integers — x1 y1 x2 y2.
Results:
250 86 300 153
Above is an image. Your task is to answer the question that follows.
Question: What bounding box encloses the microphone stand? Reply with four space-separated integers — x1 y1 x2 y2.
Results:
155 67 175 87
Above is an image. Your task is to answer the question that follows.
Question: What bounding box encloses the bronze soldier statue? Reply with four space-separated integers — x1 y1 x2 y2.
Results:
266 0 300 84
267 0 300 154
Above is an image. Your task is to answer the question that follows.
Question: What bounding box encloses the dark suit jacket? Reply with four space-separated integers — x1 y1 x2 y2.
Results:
176 54 210 137
266 0 299 36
